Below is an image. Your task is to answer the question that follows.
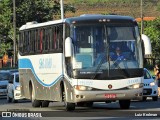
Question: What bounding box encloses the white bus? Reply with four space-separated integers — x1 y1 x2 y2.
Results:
18 14 151 111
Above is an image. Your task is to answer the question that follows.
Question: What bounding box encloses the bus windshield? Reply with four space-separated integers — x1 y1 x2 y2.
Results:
72 24 143 72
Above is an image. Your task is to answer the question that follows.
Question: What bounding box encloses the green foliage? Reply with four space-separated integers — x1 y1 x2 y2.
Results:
74 0 131 4
157 2 160 11
0 0 75 57
143 17 160 58
0 43 11 57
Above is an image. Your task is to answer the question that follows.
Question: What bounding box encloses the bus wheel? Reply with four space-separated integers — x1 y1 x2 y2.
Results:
31 87 41 107
119 100 130 109
65 102 75 111
32 100 41 107
41 101 50 107
63 92 75 111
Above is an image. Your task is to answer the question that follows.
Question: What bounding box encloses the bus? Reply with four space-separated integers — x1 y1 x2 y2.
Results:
18 14 151 111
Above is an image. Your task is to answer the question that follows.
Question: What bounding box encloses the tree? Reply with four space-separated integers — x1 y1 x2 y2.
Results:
157 1 160 11
143 17 160 58
0 0 76 57
0 0 13 57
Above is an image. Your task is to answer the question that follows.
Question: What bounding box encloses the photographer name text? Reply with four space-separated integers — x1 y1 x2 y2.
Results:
135 112 158 117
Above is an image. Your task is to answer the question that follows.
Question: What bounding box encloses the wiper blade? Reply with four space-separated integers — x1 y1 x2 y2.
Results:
110 57 129 78
91 54 106 79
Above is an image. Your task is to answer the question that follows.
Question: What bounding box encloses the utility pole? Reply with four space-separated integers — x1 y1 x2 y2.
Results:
141 0 143 35
13 0 16 67
60 0 64 20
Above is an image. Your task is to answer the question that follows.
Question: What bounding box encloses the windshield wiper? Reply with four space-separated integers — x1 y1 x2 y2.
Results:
91 53 107 79
110 57 129 78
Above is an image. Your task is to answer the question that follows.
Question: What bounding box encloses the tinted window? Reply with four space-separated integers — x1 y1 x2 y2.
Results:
144 70 151 79
0 73 10 81
9 75 14 83
16 75 19 82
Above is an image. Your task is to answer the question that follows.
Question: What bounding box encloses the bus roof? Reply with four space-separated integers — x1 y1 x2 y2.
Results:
19 19 64 31
19 14 136 31
65 14 135 24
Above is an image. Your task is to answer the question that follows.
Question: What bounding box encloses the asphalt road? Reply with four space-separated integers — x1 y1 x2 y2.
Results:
0 96 160 120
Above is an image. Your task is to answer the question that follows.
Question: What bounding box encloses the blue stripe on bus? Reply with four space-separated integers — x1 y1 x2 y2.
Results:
19 58 63 87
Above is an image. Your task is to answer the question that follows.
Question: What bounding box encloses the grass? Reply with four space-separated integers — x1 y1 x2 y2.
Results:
66 0 134 4
64 0 160 19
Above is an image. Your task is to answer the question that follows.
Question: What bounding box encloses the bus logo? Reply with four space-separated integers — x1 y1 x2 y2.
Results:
108 84 112 89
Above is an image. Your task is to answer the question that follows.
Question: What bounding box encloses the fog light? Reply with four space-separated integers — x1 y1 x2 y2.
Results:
80 95 84 98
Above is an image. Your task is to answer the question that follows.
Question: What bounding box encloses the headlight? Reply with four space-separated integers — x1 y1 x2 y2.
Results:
128 83 143 89
15 86 20 90
150 82 155 86
74 85 92 91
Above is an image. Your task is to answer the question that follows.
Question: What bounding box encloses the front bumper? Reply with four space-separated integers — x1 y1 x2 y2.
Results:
73 88 143 102
0 89 7 96
143 86 158 97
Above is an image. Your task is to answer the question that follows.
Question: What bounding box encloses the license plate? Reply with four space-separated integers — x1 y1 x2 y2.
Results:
104 94 116 98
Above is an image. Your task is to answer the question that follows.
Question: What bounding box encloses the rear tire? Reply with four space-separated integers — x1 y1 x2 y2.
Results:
119 100 130 109
32 100 41 107
152 96 158 101
41 101 50 107
31 85 41 107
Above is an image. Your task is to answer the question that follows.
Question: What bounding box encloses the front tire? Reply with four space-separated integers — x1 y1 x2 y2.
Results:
119 100 130 109
63 91 75 111
65 102 76 111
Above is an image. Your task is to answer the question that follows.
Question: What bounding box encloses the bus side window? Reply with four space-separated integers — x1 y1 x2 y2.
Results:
24 31 28 54
36 29 43 53
35 30 38 53
54 26 57 49
52 25 59 50
40 29 43 53
30 30 35 54
50 24 63 52
50 26 56 50
19 32 24 55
